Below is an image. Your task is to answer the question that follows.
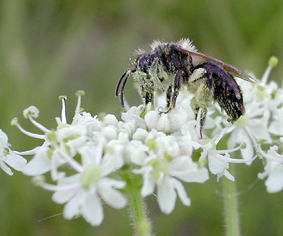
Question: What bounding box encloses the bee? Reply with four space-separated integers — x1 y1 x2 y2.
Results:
115 39 259 135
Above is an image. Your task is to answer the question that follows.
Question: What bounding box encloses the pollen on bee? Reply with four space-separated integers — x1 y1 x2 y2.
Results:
188 68 206 83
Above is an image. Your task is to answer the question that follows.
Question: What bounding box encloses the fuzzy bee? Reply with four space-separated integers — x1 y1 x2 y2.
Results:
115 39 259 135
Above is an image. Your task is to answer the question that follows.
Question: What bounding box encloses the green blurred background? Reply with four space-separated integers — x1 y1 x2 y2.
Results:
0 0 283 235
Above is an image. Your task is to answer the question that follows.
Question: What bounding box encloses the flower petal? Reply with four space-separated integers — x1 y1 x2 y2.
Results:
63 189 82 219
0 161 13 175
140 167 155 197
81 190 104 226
264 165 283 193
4 152 27 171
172 178 191 206
157 176 176 214
22 147 51 176
98 178 127 209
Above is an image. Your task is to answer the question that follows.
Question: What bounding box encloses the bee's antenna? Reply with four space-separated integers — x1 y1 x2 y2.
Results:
120 72 130 107
115 69 134 107
115 70 128 97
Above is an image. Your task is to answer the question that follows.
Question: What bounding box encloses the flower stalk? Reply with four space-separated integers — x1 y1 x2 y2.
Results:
120 166 152 236
222 164 240 236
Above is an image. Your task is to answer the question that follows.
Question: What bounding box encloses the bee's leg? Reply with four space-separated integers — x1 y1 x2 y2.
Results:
190 96 207 139
166 85 173 109
197 107 207 139
140 73 155 106
140 79 155 118
165 70 184 113
145 89 154 107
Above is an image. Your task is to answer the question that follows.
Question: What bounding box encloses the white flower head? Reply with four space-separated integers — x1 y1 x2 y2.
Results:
11 75 280 229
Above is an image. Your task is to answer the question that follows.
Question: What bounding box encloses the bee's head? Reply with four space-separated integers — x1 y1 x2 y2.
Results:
136 54 153 73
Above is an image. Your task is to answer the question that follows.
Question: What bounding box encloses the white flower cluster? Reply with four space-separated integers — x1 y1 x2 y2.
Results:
1 57 281 227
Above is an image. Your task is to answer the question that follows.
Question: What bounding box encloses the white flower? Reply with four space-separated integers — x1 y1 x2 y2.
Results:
18 94 99 180
226 104 271 163
133 135 209 214
22 115 96 180
102 114 119 126
258 146 283 193
0 129 27 175
40 144 127 226
124 140 149 165
121 105 147 129
144 106 188 133
199 130 252 181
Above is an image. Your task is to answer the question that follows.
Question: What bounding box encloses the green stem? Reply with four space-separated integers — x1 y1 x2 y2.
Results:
120 167 152 236
222 164 240 236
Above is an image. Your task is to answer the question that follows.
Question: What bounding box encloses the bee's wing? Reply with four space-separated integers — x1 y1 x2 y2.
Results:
177 47 260 84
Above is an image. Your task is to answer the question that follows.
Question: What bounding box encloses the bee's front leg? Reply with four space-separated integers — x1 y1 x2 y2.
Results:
164 70 185 113
140 80 155 118
191 97 207 139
